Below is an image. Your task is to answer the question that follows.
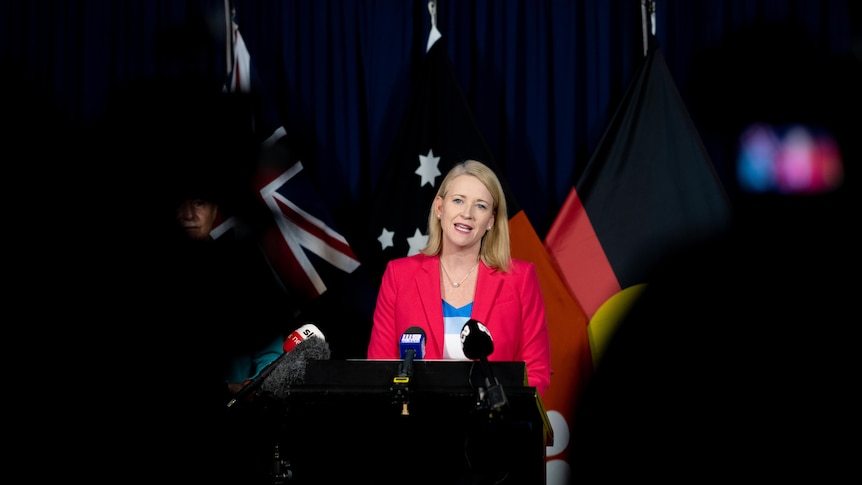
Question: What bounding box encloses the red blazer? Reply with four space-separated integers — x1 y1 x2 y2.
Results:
367 253 551 396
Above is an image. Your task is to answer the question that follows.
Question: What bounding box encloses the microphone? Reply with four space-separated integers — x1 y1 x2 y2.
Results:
392 326 426 415
460 319 494 360
399 326 426 375
460 319 508 412
226 323 328 407
259 334 330 400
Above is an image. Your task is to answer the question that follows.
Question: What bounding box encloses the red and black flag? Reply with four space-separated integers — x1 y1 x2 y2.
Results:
544 44 732 363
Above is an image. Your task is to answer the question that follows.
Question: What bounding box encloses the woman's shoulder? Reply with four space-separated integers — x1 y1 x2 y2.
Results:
506 258 539 279
508 258 536 271
387 252 434 271
485 257 535 277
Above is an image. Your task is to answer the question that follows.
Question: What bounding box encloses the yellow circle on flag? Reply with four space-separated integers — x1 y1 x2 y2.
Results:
588 284 647 369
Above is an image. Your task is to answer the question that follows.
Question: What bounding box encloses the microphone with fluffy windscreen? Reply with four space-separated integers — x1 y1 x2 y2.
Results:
260 334 331 400
227 323 329 408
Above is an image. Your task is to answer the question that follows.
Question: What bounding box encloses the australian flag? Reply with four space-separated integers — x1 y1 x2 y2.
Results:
218 8 373 358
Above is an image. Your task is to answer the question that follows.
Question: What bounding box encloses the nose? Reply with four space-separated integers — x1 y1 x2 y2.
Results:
177 202 194 221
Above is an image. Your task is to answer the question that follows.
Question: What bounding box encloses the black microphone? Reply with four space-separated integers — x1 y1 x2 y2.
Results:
259 334 331 400
226 323 328 407
461 319 494 360
460 319 508 412
392 326 426 415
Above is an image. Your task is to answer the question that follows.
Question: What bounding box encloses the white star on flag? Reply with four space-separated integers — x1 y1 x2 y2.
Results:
406 228 428 256
377 228 394 250
415 149 441 187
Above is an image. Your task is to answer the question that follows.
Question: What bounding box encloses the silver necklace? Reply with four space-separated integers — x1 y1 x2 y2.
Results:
440 260 479 288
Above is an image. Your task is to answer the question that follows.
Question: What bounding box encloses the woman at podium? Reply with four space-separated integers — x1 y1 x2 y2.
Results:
367 160 551 397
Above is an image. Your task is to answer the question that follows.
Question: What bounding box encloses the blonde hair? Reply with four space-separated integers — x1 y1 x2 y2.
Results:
421 160 511 272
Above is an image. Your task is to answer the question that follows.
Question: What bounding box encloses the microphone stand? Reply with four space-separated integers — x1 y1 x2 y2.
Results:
390 348 416 415
269 394 292 484
475 358 508 416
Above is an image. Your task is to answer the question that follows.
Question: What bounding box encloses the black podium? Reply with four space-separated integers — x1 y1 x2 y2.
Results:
275 359 552 484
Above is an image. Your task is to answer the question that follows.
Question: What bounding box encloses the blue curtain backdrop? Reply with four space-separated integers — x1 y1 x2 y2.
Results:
3 0 858 238
4 2 859 482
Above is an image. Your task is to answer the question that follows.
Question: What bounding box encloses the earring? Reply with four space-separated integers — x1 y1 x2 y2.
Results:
437 213 441 219
487 226 491 230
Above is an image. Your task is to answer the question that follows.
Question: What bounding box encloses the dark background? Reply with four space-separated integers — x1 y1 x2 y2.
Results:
3 1 859 482
3 0 860 237
5 0 859 326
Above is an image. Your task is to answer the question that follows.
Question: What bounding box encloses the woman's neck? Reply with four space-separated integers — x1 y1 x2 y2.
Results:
439 250 479 267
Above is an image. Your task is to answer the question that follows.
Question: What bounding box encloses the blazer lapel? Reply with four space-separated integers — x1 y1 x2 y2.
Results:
471 262 502 326
416 254 444 355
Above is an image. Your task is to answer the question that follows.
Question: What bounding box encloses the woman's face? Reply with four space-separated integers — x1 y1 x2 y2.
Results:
435 174 495 251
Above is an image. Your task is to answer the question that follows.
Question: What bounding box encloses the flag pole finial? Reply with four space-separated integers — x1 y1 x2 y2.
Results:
641 0 656 56
427 0 441 52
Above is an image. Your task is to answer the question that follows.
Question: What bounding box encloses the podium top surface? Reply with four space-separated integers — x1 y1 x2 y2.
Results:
299 359 528 392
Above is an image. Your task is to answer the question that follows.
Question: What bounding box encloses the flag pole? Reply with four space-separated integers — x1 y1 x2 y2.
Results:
641 0 656 56
224 0 234 80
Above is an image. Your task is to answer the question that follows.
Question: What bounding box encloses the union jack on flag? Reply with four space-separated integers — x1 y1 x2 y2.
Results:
215 8 360 304
254 159 360 302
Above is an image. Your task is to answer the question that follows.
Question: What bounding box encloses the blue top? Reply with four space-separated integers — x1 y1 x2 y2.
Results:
442 300 472 360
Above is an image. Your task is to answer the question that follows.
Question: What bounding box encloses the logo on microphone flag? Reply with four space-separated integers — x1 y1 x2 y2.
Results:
402 334 423 343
